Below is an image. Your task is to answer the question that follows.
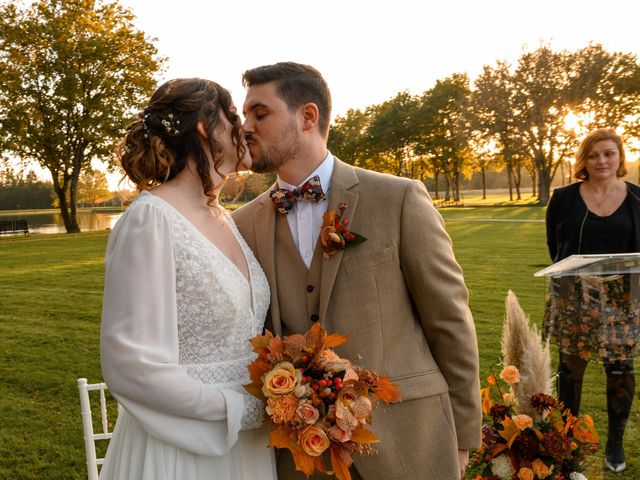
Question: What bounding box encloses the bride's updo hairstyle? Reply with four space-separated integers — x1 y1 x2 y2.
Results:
117 78 245 202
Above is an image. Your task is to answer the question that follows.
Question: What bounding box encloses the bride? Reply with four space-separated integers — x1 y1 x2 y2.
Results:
99 78 276 479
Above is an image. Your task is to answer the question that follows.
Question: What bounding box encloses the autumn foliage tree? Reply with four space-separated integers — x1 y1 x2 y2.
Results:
328 108 371 167
415 74 474 202
77 169 111 206
0 0 164 232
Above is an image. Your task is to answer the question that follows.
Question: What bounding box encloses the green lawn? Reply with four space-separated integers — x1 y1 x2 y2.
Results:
0 207 638 479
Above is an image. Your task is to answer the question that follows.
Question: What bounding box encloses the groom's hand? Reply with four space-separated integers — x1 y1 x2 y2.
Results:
458 449 469 479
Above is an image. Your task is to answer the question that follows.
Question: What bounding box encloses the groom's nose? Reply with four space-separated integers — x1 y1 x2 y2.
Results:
242 115 253 134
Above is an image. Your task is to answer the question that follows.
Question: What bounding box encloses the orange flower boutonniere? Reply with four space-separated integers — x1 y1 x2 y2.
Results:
320 202 367 258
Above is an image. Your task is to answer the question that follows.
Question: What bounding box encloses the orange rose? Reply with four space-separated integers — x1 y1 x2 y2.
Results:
512 414 533 431
328 424 352 443
499 366 520 385
296 401 320 425
517 467 534 480
299 425 330 456
266 395 299 424
262 362 301 397
532 459 553 478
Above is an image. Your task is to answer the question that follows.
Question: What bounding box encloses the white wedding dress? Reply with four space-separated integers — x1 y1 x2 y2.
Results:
99 191 276 480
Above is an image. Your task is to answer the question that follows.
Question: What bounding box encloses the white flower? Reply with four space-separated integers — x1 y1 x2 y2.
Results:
294 384 309 398
490 454 515 480
569 473 588 480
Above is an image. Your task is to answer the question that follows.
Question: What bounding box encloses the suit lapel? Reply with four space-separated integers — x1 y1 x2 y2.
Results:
253 187 283 335
319 159 360 323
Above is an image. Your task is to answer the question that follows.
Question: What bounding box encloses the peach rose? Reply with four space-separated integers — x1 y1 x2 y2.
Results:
262 362 301 397
299 425 330 456
517 467 534 480
512 414 533 431
328 424 352 443
499 366 520 385
502 392 516 407
266 395 298 424
532 459 553 479
296 401 320 425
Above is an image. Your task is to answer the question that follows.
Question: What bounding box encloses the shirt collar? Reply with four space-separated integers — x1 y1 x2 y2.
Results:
277 151 334 193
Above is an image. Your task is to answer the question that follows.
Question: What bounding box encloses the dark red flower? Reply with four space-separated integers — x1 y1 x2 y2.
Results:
542 431 573 463
509 433 538 462
481 424 499 449
489 404 510 421
530 393 557 413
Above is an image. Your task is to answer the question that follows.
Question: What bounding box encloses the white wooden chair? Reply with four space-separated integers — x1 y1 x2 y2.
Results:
77 378 119 480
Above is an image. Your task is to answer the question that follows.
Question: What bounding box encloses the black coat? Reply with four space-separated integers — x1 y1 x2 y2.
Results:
545 181 640 262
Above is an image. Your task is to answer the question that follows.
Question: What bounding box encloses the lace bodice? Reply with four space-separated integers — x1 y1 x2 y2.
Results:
136 192 270 385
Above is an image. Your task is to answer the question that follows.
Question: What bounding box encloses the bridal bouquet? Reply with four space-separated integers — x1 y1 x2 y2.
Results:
244 323 400 480
471 291 598 480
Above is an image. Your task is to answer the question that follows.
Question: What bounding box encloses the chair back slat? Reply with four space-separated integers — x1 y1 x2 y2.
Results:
99 387 109 434
77 378 118 480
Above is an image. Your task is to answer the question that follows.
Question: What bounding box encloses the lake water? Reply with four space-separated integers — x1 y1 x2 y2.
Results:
1 211 124 235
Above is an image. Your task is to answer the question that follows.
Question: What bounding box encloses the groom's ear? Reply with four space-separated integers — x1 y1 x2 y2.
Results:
196 121 208 140
301 103 319 132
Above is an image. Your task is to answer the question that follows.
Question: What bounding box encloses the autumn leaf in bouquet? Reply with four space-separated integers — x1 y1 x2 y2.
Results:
245 323 401 480
472 291 599 480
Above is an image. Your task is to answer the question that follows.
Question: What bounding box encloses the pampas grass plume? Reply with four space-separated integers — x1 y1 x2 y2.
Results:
502 290 552 420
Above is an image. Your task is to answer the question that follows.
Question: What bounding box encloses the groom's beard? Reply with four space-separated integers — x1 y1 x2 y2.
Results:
249 151 284 174
247 123 301 174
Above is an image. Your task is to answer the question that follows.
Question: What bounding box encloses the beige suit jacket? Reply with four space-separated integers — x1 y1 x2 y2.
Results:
232 159 481 479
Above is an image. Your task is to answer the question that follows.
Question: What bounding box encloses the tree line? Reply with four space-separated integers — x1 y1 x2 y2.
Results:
0 169 53 210
328 44 640 205
0 166 119 210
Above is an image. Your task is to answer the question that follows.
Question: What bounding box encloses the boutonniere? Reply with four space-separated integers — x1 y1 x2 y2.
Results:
320 202 367 258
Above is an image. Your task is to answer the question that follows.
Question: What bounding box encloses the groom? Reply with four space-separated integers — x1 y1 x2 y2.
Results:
233 62 481 480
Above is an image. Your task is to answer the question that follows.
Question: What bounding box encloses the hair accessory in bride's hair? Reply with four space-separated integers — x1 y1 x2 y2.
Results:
140 111 180 137
141 113 150 138
161 112 180 136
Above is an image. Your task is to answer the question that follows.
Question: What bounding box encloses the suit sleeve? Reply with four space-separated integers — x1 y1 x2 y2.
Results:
398 180 481 449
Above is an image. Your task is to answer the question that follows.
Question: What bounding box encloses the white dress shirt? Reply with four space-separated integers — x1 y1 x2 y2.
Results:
276 152 334 268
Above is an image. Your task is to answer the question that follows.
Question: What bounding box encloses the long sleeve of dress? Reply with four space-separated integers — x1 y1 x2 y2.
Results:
100 200 261 456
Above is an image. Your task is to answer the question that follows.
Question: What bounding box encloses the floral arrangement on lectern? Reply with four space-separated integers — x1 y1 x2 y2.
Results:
471 291 598 480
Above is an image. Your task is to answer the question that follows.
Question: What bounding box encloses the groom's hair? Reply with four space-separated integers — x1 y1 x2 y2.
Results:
242 62 332 137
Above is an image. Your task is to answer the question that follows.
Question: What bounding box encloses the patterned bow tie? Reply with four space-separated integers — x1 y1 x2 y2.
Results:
270 175 326 214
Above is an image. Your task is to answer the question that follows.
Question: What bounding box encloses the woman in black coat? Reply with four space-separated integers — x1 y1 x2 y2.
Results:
545 128 639 473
